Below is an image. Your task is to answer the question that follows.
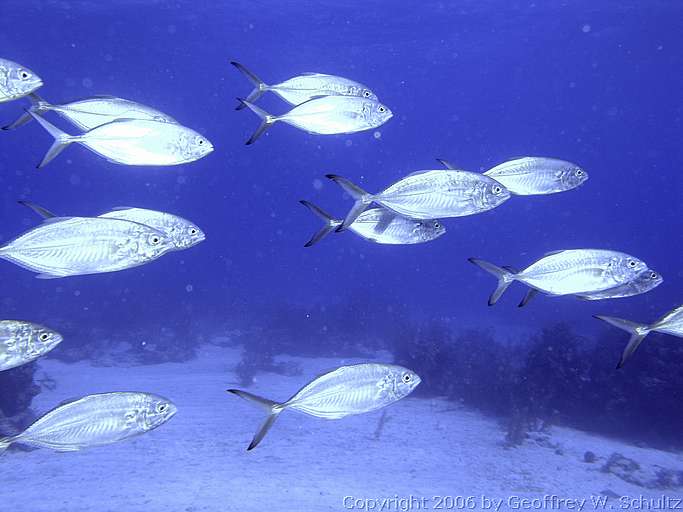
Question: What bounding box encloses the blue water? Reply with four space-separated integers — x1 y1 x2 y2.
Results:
1 1 683 510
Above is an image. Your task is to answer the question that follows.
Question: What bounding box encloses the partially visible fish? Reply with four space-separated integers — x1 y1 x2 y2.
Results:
327 171 510 229
0 216 174 278
595 304 683 368
0 392 176 454
299 200 445 246
231 61 377 109
19 201 206 250
228 363 421 450
469 249 648 306
0 320 63 372
3 93 177 131
438 157 588 195
0 58 42 103
238 96 392 145
28 111 213 168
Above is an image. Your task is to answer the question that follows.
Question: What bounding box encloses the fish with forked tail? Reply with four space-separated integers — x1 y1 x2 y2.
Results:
595 305 683 368
228 363 420 450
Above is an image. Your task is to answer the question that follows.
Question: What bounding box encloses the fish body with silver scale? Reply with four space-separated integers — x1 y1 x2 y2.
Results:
326 170 510 230
595 305 683 368
19 201 206 251
231 61 377 108
299 200 445 247
0 58 42 103
28 111 213 168
0 320 63 372
228 363 421 450
3 93 177 131
469 249 648 306
0 392 177 454
439 157 588 195
238 96 392 144
0 216 174 278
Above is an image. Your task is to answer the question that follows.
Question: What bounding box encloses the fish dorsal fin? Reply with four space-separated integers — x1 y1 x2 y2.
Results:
89 95 119 99
435 158 456 170
301 72 323 76
17 200 58 219
543 250 566 257
405 170 434 177
109 206 138 211
372 209 395 235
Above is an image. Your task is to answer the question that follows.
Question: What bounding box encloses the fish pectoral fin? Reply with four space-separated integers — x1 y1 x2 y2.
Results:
35 273 65 280
372 210 394 235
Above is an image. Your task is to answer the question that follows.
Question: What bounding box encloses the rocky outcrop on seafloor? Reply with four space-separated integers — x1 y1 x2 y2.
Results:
601 452 683 490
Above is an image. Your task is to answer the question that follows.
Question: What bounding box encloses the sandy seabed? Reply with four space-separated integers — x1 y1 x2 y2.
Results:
2 342 682 512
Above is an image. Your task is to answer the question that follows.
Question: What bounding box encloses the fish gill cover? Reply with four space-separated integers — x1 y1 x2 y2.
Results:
0 0 683 510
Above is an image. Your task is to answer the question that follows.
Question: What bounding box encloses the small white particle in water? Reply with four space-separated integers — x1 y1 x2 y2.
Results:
345 139 353 147
70 174 80 185
186 284 193 292
373 131 382 139
74 290 81 296
312 178 323 190
177 175 186 184
141 341 146 346
569 81 576 88
582 24 591 33
248 23 254 30
104 53 113 62
657 45 663 51
82 77 93 88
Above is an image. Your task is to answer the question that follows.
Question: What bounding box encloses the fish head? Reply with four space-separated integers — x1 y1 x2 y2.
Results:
174 127 214 163
369 102 393 127
610 254 648 283
140 394 178 431
414 219 447 241
558 165 588 190
359 88 378 101
477 178 511 209
29 324 63 357
139 227 176 258
631 268 663 293
0 59 43 100
167 217 206 249
391 366 422 397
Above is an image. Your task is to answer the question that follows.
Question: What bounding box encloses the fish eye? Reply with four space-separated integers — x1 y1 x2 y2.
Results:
492 185 502 195
198 139 204 145
149 235 161 245
627 259 637 268
402 373 412 383
39 332 50 342
650 272 658 279
363 90 371 97
575 169 584 177
433 221 441 228
189 227 198 235
19 70 30 80
156 403 168 413
378 106 386 113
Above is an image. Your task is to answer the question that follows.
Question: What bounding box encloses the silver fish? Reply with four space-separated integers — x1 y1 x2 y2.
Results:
28 111 213 168
0 392 176 454
0 320 63 372
575 268 662 301
0 216 174 278
327 171 510 229
438 157 587 195
300 200 445 246
228 363 420 450
3 93 177 131
0 58 42 103
19 201 206 251
595 304 683 368
469 249 648 306
238 96 392 145
231 61 377 109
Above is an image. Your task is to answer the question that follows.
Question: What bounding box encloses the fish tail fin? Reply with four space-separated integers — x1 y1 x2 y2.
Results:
299 200 340 247
468 257 517 306
231 61 269 110
17 200 57 219
27 110 75 168
1 93 50 131
593 315 651 369
227 389 285 451
237 98 277 145
325 174 373 231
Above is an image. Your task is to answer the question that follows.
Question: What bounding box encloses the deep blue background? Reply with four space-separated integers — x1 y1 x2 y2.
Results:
0 1 681 348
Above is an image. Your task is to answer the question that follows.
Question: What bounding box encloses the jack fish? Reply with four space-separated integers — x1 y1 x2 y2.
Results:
0 58 42 103
0 320 63 372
